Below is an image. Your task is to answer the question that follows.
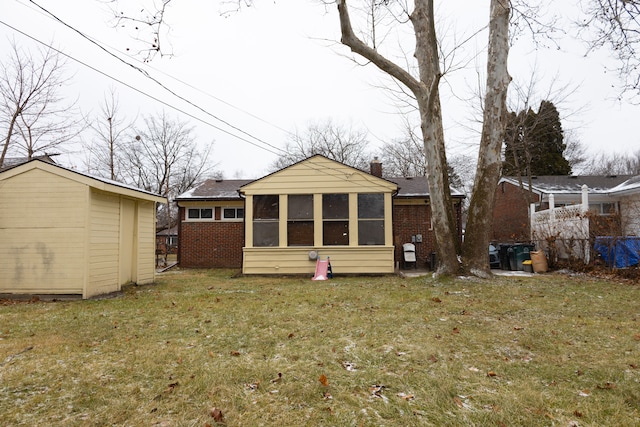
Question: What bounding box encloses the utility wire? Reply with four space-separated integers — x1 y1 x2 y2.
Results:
0 19 284 157
23 0 287 156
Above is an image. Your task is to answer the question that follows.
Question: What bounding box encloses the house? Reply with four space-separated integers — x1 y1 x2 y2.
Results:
493 174 640 264
156 225 179 255
492 175 637 242
0 159 166 299
175 155 464 274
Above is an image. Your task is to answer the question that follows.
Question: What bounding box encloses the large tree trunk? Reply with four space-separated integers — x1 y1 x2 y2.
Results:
461 0 511 276
411 0 460 274
336 0 460 275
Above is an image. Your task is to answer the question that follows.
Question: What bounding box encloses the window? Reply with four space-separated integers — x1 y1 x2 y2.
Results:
223 207 244 220
358 193 385 245
288 194 314 246
589 202 618 215
323 194 349 245
253 195 279 246
187 208 213 220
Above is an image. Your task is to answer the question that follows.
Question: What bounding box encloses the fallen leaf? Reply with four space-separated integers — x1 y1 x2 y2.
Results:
397 392 415 401
597 382 616 390
245 381 260 390
271 372 282 383
230 350 241 357
319 374 329 387
452 327 460 334
578 389 590 397
453 396 464 408
487 371 497 377
210 407 224 424
431 297 442 303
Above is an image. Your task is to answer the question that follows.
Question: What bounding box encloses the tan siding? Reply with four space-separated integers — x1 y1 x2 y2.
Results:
242 246 395 275
242 156 396 195
0 229 85 294
0 168 87 294
87 190 120 297
0 168 86 228
136 201 156 284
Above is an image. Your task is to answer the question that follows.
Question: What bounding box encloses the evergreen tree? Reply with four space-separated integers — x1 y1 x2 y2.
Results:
503 100 571 176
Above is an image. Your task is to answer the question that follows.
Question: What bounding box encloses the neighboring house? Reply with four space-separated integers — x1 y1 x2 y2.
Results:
492 175 636 242
156 225 179 255
0 159 166 299
176 155 464 274
0 154 58 171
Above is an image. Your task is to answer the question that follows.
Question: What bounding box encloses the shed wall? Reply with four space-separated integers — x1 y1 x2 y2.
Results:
0 169 86 294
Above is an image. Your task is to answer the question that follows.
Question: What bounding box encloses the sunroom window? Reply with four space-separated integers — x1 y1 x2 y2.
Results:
322 193 349 245
358 193 384 245
253 195 279 247
288 194 313 246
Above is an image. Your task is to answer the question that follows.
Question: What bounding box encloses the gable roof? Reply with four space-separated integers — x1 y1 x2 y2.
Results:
176 155 465 201
0 158 166 203
239 154 398 194
500 175 635 195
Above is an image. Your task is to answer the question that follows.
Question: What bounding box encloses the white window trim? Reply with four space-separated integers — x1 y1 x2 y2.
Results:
222 206 245 221
185 207 215 222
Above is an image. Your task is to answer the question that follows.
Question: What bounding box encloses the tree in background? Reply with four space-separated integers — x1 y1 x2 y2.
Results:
503 100 571 177
270 119 372 172
84 88 136 181
0 41 82 167
580 149 640 175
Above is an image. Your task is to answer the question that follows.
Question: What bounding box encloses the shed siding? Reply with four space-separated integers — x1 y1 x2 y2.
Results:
0 169 86 294
87 190 121 297
136 200 156 284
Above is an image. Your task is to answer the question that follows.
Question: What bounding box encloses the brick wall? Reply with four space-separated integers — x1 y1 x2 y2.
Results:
177 207 244 268
392 203 435 268
492 181 539 242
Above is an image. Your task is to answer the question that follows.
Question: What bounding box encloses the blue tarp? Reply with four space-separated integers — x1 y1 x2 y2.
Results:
594 237 640 268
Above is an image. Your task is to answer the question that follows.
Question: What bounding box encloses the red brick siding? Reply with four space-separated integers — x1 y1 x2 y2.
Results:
392 203 435 268
178 207 244 268
491 182 539 242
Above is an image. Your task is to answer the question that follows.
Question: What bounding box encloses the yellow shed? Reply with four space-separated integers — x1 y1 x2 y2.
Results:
0 159 166 299
240 155 398 275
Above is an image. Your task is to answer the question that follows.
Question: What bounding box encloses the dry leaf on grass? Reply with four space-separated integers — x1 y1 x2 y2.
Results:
319 374 329 387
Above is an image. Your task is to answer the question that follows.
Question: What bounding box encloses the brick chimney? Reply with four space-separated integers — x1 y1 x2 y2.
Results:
370 157 382 177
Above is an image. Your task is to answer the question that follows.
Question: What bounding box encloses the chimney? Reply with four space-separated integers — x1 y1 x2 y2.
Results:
370 157 382 177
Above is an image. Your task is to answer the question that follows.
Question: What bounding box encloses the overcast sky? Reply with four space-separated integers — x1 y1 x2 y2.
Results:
1 0 639 179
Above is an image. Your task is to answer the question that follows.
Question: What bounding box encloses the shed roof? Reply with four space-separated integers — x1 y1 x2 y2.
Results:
0 158 166 203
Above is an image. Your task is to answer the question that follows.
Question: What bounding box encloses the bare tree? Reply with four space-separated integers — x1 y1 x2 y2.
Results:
84 88 136 180
579 0 640 101
270 119 373 172
580 149 640 175
0 41 82 167
124 111 214 200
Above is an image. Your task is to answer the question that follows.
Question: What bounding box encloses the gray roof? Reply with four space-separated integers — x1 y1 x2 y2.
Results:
176 179 251 201
176 176 465 200
389 177 465 198
501 175 635 194
0 154 57 171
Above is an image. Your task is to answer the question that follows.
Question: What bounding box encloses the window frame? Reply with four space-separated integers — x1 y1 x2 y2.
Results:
222 206 245 221
186 207 214 221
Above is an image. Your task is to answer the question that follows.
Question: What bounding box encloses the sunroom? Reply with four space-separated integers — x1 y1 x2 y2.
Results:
240 155 398 275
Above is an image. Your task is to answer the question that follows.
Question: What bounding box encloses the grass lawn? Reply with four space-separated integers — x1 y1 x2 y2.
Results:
1 269 639 426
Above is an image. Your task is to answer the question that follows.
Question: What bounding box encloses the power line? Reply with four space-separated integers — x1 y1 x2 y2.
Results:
0 19 285 158
26 0 288 155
